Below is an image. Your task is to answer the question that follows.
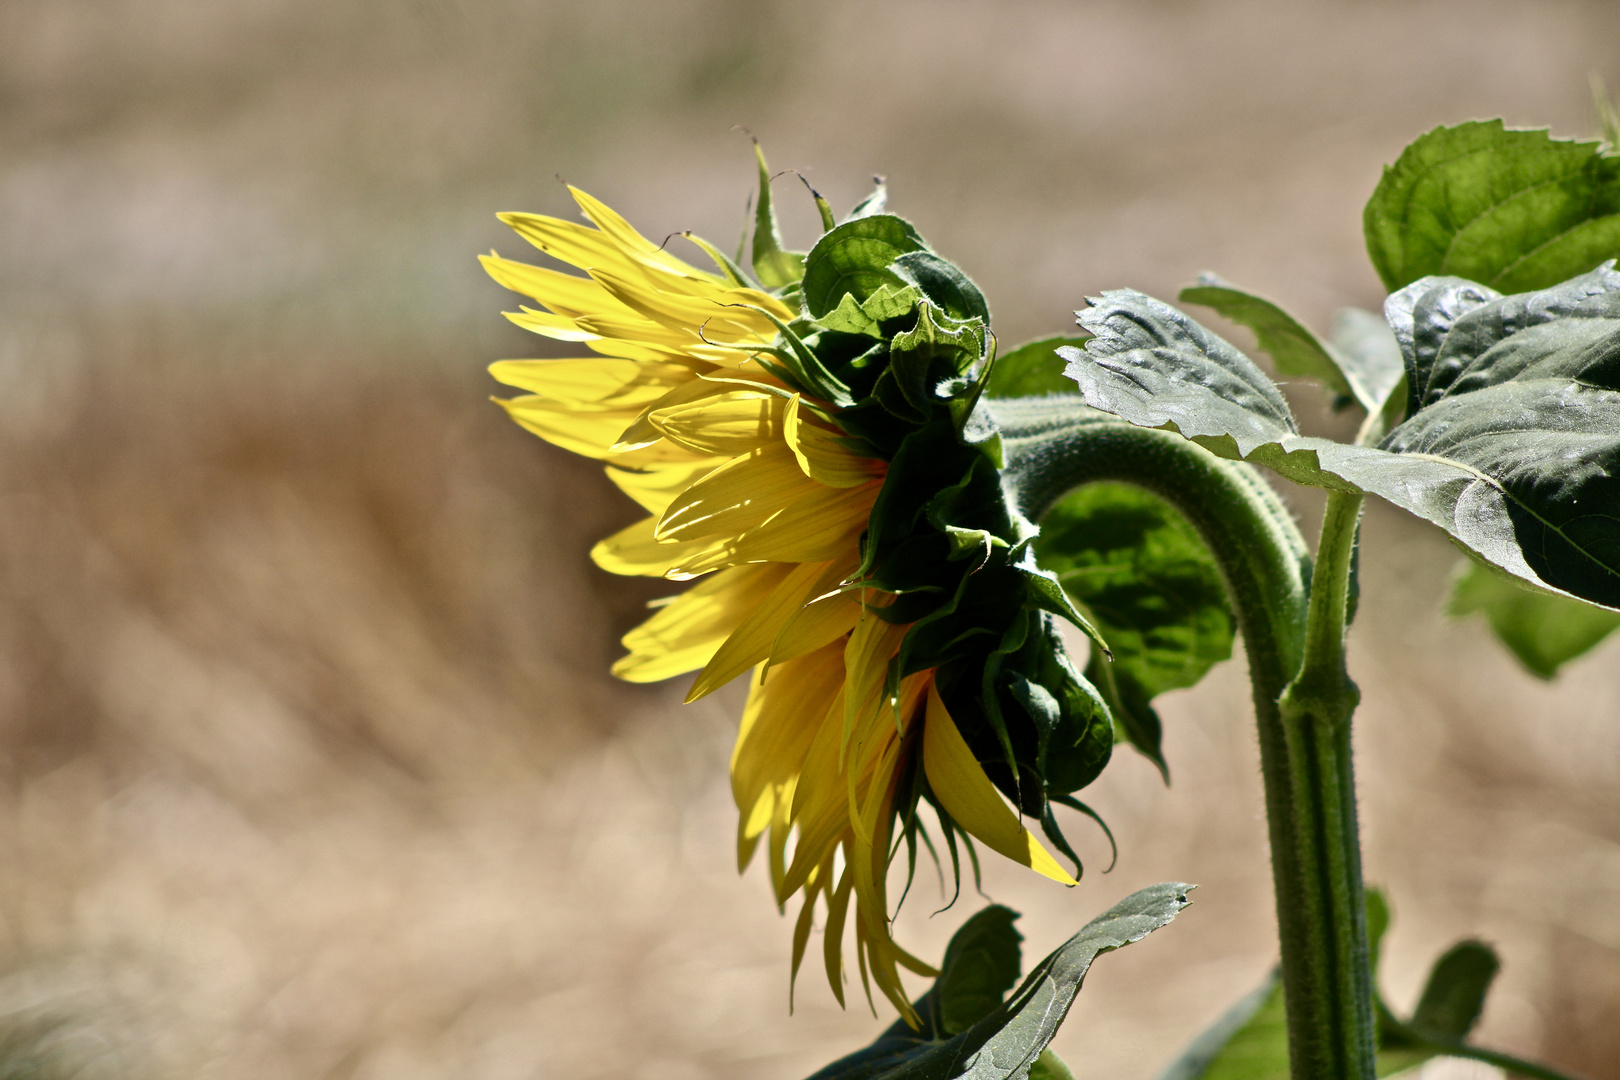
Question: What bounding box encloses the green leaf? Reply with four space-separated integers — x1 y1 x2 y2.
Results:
1448 559 1620 678
1365 120 1620 293
1155 969 1288 1080
807 884 1193 1080
801 215 929 319
933 906 1024 1036
1026 1051 1075 1080
750 141 807 289
1061 273 1620 609
1179 276 1363 410
1033 483 1234 780
1330 308 1406 415
1409 942 1498 1041
987 337 1091 399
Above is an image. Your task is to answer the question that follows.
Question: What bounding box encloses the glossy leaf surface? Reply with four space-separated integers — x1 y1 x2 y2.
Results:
1364 120 1620 293
1061 271 1620 609
807 885 1192 1080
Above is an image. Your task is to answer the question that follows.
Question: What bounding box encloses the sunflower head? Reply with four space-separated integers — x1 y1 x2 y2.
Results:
483 147 1117 1024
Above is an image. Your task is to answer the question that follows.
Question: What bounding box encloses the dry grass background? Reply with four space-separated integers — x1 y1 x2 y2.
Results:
2 1 1619 1077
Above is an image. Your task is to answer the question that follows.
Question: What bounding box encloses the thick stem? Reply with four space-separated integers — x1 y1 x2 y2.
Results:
993 397 1373 1080
1275 489 1374 1080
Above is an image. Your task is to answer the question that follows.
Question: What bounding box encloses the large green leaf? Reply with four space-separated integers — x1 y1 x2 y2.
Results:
807 884 1193 1080
1060 271 1620 610
1364 120 1620 293
1179 277 1366 412
1033 483 1234 780
1448 560 1620 678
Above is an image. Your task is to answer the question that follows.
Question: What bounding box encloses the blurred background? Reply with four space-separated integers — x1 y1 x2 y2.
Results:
1 1 1619 1077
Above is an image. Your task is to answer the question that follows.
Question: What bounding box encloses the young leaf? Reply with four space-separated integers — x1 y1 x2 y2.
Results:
986 338 1091 399
806 884 1193 1080
1033 483 1234 781
1408 942 1498 1041
1448 559 1620 678
1154 969 1288 1080
1178 276 1364 410
1364 120 1620 293
1061 271 1620 610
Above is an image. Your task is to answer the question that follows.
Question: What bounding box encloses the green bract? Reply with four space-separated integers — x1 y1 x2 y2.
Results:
751 191 1136 876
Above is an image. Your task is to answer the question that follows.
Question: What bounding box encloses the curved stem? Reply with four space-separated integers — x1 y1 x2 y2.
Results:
993 397 1373 1080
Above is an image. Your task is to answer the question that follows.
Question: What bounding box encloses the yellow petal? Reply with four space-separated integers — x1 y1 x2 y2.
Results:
786 396 882 488
769 576 863 667
656 444 820 543
822 863 854 1006
567 186 716 283
589 267 779 343
688 560 830 701
496 396 637 459
590 516 733 578
730 645 844 829
613 563 792 683
480 252 623 318
504 306 598 342
499 210 653 282
921 684 1076 886
728 479 879 571
489 358 698 409
605 457 722 515
652 390 784 456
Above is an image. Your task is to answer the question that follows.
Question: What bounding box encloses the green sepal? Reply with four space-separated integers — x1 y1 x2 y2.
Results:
802 215 930 319
750 141 807 289
805 885 1193 1080
1365 120 1620 293
847 176 889 221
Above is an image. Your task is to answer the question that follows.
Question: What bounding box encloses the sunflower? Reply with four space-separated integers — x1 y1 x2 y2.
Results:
484 157 1113 1023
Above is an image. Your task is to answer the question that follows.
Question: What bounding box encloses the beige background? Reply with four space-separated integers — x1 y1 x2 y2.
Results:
1 1 1618 1077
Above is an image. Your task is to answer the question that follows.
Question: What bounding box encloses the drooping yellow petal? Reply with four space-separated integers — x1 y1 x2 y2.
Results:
921 684 1076 886
495 396 637 459
822 862 855 1007
614 563 793 682
689 559 831 702
732 645 845 836
786 396 883 488
590 516 733 578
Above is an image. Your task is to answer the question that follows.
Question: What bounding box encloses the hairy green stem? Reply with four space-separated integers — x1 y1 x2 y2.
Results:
993 397 1373 1080
1276 489 1374 1080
